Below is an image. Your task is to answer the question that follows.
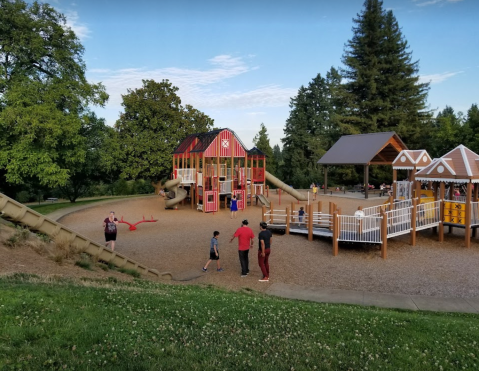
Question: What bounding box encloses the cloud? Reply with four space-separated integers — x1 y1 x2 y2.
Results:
419 71 463 84
89 56 295 111
64 10 90 40
413 0 463 6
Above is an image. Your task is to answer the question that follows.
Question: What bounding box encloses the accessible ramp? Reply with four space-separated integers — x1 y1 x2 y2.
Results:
164 177 188 209
265 171 307 201
0 192 171 280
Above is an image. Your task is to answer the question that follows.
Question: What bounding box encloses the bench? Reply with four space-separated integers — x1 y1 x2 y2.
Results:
47 198 58 203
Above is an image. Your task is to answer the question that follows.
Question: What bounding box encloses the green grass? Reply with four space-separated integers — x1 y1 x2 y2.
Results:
1 275 478 370
28 195 149 215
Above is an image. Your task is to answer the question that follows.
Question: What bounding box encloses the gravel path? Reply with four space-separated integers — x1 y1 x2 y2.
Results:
58 192 479 298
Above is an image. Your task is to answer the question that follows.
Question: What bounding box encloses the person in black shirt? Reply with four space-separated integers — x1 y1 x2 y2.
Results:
258 221 272 282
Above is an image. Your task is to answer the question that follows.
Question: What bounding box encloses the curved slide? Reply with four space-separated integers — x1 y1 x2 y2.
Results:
164 177 188 209
0 192 171 280
265 171 307 201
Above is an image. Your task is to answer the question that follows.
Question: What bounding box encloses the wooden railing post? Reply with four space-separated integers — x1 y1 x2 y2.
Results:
329 202 334 231
308 204 313 241
262 205 266 223
380 209 388 259
439 183 445 242
333 211 339 256
286 207 290 235
410 198 417 246
318 201 322 213
291 202 295 224
270 201 274 225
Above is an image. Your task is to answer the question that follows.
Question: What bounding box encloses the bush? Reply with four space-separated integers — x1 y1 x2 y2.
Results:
15 191 31 203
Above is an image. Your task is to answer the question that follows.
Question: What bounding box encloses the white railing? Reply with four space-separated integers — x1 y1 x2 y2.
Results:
197 172 203 187
247 168 252 180
338 215 382 243
471 202 479 226
312 212 332 228
453 195 466 202
264 209 287 226
176 169 196 183
386 206 412 238
416 200 441 231
397 181 413 200
362 198 412 217
219 180 232 194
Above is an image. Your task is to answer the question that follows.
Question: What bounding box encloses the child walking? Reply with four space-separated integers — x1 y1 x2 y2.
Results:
298 207 305 225
202 231 223 272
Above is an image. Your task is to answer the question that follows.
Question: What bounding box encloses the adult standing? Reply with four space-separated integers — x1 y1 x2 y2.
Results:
103 211 119 251
258 221 272 282
230 194 238 219
230 219 255 277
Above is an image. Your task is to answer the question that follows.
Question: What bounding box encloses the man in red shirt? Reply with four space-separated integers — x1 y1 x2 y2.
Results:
230 219 255 277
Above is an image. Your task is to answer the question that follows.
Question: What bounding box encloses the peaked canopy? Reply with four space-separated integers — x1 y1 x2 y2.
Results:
317 132 408 166
415 145 479 183
393 150 432 170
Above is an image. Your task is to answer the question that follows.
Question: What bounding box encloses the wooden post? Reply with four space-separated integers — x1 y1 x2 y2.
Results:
262 206 266 223
358 206 363 235
332 211 338 256
291 202 295 225
318 201 322 213
308 204 313 241
465 182 472 248
388 195 394 211
439 182 445 242
323 166 328 195
380 209 388 259
410 198 417 246
270 201 274 225
266 185 269 197
286 207 290 235
364 165 369 199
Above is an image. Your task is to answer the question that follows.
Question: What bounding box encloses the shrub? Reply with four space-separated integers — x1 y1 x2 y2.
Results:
118 268 141 278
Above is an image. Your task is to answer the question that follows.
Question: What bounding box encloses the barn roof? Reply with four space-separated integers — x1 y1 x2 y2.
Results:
173 128 248 155
317 132 408 166
415 145 479 183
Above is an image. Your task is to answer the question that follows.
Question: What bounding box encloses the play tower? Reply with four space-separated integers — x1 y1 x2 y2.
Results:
171 128 266 213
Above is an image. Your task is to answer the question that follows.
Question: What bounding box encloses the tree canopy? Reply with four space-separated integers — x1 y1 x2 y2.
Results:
252 123 276 175
0 0 108 188
113 79 213 181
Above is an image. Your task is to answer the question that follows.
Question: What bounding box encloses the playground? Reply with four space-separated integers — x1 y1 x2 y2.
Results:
52 191 479 299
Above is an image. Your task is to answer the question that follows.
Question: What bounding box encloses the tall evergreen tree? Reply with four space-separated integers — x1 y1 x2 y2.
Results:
464 104 479 154
341 0 430 148
252 123 276 175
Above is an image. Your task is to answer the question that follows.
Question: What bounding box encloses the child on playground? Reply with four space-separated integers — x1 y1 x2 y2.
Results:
298 206 305 225
312 184 318 200
202 231 223 272
230 194 238 219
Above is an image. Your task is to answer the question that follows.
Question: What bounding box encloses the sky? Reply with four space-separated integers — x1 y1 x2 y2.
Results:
49 0 479 149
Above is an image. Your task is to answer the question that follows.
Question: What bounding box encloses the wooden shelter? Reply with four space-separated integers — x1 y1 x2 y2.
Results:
414 144 479 247
317 132 408 198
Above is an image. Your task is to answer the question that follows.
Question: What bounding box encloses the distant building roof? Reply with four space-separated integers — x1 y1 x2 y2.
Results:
248 147 267 157
415 145 479 183
317 132 408 166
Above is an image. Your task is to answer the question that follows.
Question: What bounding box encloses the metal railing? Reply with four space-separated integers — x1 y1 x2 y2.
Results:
312 212 332 228
386 206 412 238
362 198 412 217
471 202 479 226
264 209 287 226
337 215 382 243
416 200 441 231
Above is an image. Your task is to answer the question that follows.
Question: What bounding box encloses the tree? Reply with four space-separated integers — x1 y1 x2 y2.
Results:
429 106 466 158
0 0 108 188
341 0 430 148
281 69 343 187
252 123 276 175
464 104 479 154
114 79 213 181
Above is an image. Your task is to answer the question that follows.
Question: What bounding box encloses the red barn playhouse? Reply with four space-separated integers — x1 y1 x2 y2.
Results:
172 128 266 213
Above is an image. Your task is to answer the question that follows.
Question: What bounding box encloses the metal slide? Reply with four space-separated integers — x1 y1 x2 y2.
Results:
265 171 307 201
256 194 271 207
164 177 188 209
0 192 171 280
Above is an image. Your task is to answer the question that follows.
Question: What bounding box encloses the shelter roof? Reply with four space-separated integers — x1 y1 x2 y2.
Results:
317 132 407 166
392 150 432 170
415 145 479 183
248 147 268 157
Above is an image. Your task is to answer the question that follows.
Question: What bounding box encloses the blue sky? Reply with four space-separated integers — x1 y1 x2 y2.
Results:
52 0 478 149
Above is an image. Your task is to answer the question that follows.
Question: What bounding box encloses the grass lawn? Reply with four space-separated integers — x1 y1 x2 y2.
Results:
1 274 478 370
28 195 149 215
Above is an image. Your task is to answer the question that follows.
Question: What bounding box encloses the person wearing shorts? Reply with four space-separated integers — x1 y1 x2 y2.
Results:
103 211 119 251
202 231 223 272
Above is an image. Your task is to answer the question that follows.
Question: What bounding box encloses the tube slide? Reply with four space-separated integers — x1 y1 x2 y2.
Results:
256 194 271 207
0 192 171 280
265 171 307 201
164 177 188 209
